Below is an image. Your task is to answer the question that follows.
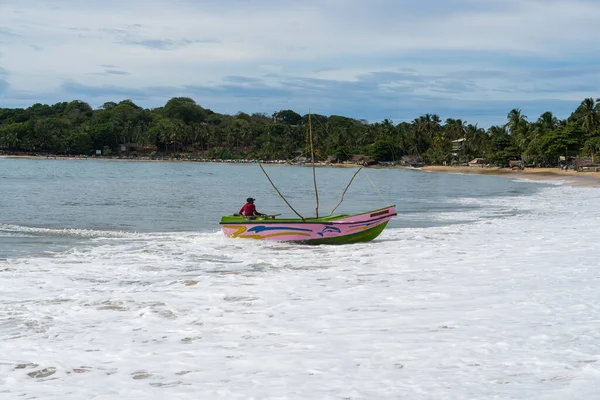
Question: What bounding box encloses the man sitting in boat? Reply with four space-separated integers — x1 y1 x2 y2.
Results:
238 197 266 218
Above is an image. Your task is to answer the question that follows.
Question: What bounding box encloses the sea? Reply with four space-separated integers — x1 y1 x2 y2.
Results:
1 157 599 399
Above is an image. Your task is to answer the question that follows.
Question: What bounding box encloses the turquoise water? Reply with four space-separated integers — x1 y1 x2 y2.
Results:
0 158 546 258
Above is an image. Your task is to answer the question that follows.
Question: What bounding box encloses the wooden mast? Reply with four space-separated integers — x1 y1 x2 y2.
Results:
308 111 319 218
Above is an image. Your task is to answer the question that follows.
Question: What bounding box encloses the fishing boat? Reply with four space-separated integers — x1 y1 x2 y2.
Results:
220 205 396 245
220 112 397 244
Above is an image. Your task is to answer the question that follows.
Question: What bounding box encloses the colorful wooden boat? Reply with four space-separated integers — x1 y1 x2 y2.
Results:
220 111 396 244
220 205 396 245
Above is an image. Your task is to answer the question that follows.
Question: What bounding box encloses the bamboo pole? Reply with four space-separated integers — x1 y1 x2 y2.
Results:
308 111 319 218
259 163 305 220
330 167 363 216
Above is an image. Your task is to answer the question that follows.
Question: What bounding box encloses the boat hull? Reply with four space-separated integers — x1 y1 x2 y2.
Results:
220 206 396 245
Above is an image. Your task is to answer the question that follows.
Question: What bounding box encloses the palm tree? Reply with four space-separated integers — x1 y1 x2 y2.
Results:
505 109 529 158
575 98 600 163
578 98 600 136
537 111 559 131
444 118 467 140
462 124 486 161
525 112 559 158
413 114 442 148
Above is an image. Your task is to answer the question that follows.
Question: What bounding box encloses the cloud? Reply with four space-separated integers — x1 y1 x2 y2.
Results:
0 0 599 127
121 38 217 50
0 67 8 94
59 81 164 99
94 65 131 76
103 69 130 76
97 26 218 50
313 67 340 73
223 76 265 84
0 28 19 38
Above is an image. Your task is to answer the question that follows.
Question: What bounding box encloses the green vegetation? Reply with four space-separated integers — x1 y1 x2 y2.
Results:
1 97 599 166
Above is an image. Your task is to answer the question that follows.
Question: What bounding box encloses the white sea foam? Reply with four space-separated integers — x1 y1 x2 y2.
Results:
0 223 136 239
1 185 600 399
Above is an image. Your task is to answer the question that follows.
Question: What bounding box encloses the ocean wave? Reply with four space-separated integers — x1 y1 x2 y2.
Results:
0 223 136 239
2 184 600 398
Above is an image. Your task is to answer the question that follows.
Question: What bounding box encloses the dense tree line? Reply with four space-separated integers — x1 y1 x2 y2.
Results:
1 97 599 166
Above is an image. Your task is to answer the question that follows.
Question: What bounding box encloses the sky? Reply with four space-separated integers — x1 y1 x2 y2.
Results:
0 0 599 127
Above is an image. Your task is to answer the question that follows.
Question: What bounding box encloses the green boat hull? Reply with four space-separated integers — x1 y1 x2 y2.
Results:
296 220 390 245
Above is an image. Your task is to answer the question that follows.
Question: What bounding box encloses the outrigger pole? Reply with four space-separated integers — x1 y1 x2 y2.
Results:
308 111 319 218
259 163 305 220
330 166 363 216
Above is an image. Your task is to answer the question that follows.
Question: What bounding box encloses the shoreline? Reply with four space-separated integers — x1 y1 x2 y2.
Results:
3 154 600 188
421 165 600 188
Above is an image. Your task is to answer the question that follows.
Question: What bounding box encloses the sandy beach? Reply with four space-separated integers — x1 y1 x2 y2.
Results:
421 165 600 188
